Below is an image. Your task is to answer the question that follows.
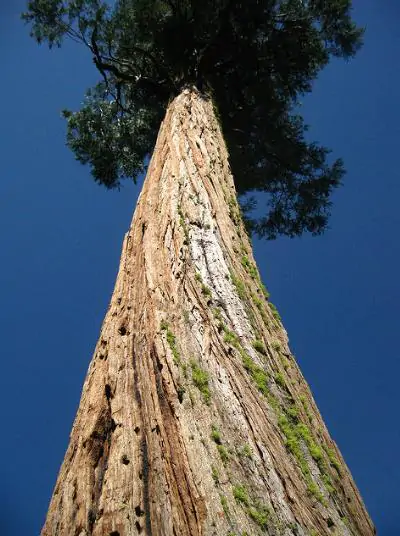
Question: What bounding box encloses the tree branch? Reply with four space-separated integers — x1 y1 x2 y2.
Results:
196 0 235 78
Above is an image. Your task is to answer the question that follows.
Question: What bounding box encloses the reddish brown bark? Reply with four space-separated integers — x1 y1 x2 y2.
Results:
42 88 374 536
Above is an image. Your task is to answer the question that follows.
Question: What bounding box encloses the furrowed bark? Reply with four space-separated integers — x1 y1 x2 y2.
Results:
42 88 374 536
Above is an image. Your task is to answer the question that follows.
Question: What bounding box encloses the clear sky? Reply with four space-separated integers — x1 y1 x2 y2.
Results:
1 1 399 534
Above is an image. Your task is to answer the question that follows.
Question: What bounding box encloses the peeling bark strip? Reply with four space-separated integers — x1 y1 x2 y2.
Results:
42 89 374 536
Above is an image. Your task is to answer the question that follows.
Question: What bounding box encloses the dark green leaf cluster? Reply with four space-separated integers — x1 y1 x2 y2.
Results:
23 0 363 238
62 83 162 187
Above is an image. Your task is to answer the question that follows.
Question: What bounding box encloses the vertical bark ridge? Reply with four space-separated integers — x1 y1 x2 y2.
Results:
41 88 374 536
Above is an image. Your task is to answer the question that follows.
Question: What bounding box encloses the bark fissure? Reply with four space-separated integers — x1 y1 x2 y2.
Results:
41 88 374 536
150 345 206 535
131 341 152 536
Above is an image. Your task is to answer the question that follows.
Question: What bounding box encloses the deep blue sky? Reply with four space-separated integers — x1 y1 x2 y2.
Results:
1 1 399 534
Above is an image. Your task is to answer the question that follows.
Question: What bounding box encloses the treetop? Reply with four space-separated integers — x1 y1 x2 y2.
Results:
23 0 363 238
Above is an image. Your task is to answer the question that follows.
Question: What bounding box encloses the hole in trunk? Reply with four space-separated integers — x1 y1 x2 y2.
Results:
118 325 127 336
177 386 185 403
135 505 145 517
105 384 112 400
87 509 96 527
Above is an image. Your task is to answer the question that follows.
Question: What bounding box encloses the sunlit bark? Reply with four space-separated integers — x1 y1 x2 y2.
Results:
42 88 374 536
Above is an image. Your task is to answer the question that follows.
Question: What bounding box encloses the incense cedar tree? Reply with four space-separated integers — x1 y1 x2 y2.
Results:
23 1 374 535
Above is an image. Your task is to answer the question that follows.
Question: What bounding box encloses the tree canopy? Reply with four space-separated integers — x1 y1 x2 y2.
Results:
23 0 363 239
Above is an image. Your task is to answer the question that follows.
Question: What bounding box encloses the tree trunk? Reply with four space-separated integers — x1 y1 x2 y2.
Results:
42 88 374 536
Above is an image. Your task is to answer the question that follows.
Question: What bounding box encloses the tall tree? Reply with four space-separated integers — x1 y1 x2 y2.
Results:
24 1 374 535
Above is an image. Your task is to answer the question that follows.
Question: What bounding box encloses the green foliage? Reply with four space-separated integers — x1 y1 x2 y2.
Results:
210 424 229 463
240 350 269 397
223 329 239 346
220 495 229 516
252 294 263 309
218 323 272 402
178 205 190 243
269 302 282 323
300 396 313 423
278 414 306 470
233 485 271 530
296 423 323 462
287 405 299 422
211 425 222 445
213 307 222 321
211 465 219 484
241 256 270 301
233 485 250 507
181 362 188 378
307 481 325 504
241 255 258 279
161 321 180 364
278 414 323 500
278 412 336 503
23 0 363 239
201 284 212 298
251 293 269 324
325 447 342 474
166 330 177 349
252 339 267 355
191 361 211 404
177 384 185 403
62 84 159 188
260 283 270 299
241 351 256 373
188 388 195 406
252 368 270 397
274 372 286 389
217 444 230 464
248 504 270 529
322 473 335 495
228 196 242 226
342 516 350 528
280 355 290 371
238 444 253 459
230 272 246 300
166 332 179 364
